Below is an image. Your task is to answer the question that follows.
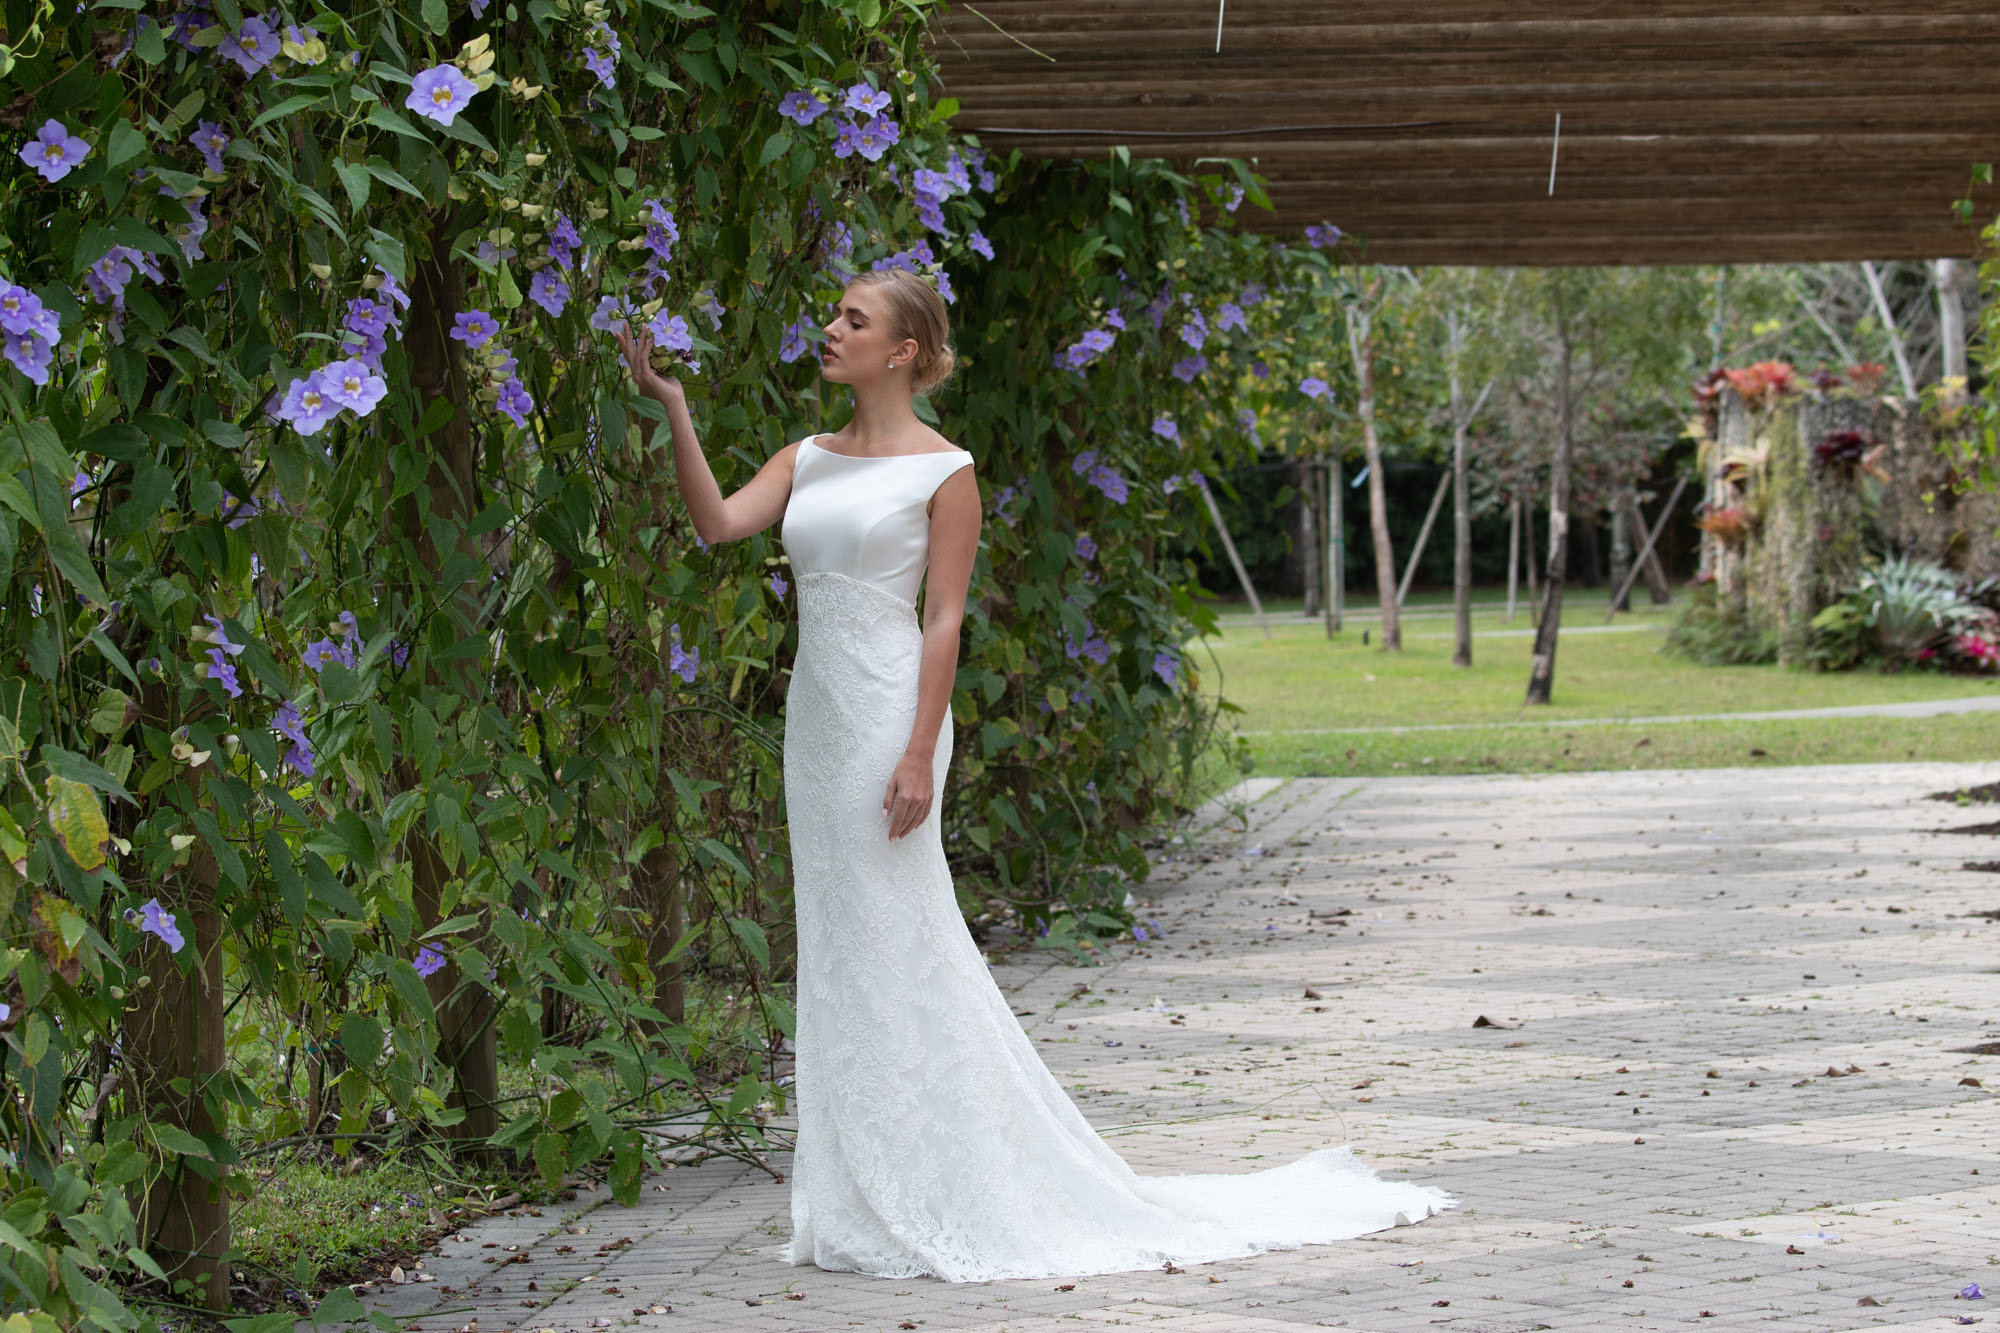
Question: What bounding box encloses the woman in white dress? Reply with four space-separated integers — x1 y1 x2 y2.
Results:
617 268 1453 1282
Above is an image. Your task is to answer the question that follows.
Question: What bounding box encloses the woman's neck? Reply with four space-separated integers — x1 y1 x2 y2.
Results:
842 381 921 451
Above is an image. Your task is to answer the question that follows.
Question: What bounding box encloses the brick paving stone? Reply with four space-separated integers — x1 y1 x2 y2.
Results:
354 762 2000 1333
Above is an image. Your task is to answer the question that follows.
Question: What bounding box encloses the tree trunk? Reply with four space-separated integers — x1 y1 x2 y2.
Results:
1505 498 1520 624
1576 512 1604 589
126 841 230 1312
1523 496 1538 607
1326 454 1344 634
1298 457 1320 617
1526 307 1575 705
400 221 499 1149
1347 301 1400 649
1936 257 1967 385
1609 491 1633 612
1451 424 1473 668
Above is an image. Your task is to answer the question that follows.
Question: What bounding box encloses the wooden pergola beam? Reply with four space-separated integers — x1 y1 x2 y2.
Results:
935 1 2000 266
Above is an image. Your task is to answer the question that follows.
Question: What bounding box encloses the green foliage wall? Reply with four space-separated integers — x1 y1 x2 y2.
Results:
0 1 1305 1324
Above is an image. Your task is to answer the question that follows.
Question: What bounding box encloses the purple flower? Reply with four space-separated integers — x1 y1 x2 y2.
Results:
968 230 994 260
844 82 892 116
667 625 699 683
1240 281 1268 305
1151 415 1179 442
647 311 693 353
1059 328 1116 372
1075 534 1097 561
642 199 679 260
1238 407 1260 445
1162 475 1182 495
203 615 247 658
693 290 726 326
1170 355 1207 383
138 898 186 953
831 120 863 160
276 371 340 435
390 639 410 669
1070 450 1098 476
778 316 815 363
273 701 316 775
4 329 53 385
1299 376 1332 402
20 120 90 183
852 114 899 162
414 945 446 979
1 285 56 341
321 359 387 416
546 214 581 270
495 376 534 428
1087 464 1129 504
450 310 499 349
406 64 479 127
1216 301 1247 334
1104 307 1127 331
1251 359 1269 380
377 267 410 311
581 22 622 88
1221 184 1245 212
189 120 229 174
173 197 209 262
345 296 396 340
768 572 789 600
1132 925 1149 941
528 269 569 317
1178 309 1209 350
1304 222 1343 249
218 16 281 75
1152 649 1179 688
779 90 829 126
589 295 631 334
302 637 354 671
205 648 243 697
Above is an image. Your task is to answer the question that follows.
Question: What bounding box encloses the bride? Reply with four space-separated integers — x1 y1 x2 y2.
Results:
617 268 1454 1282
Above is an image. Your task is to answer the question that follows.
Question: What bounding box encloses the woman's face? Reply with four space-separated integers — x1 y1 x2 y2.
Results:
819 283 915 385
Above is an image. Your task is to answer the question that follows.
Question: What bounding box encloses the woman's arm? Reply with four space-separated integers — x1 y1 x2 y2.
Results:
884 465 982 840
617 324 796 544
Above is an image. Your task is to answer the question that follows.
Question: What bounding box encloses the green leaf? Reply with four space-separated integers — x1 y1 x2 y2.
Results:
251 94 328 130
532 1131 567 1190
41 746 133 804
150 1124 212 1160
333 160 371 214
339 1014 383 1068
105 120 148 171
758 131 792 168
421 0 449 33
728 917 769 968
363 160 424 199
309 1287 367 1327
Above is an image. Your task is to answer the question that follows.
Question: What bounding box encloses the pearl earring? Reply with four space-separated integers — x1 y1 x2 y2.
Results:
887 359 896 369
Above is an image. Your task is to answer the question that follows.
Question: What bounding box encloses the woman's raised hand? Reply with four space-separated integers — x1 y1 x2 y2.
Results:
616 323 680 403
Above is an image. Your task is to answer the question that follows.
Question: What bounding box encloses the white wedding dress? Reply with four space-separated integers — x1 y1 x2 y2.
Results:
777 434 1454 1282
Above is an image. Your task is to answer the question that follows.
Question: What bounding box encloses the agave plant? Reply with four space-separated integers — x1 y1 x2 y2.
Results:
1858 556 1978 662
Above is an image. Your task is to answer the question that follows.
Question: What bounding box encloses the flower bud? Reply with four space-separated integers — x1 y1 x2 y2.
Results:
500 196 521 212
510 76 544 100
517 203 545 220
524 152 547 167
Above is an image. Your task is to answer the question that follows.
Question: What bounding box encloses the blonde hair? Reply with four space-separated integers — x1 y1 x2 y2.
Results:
852 268 957 395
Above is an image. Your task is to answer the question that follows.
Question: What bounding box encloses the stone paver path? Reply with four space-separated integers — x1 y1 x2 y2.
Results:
360 762 2000 1332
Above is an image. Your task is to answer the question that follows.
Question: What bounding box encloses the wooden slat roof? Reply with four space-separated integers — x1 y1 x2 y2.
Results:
933 2 2000 266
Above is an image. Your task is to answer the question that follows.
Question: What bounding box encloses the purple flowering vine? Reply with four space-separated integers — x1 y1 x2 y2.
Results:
136 898 186 953
528 269 570 318
450 310 499 350
1151 415 1179 442
407 65 480 126
779 90 829 126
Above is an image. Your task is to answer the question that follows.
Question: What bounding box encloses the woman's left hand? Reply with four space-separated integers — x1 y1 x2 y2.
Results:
883 752 934 840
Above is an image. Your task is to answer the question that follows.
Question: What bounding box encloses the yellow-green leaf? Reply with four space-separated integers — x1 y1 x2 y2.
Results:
45 775 108 871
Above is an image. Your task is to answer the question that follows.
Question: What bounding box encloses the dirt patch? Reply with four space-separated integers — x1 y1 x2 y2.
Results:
1927 780 2000 804
1948 1041 2000 1055
1963 861 2000 873
1934 821 2000 836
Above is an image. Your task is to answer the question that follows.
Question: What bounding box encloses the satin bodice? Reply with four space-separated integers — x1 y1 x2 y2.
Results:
779 435 976 607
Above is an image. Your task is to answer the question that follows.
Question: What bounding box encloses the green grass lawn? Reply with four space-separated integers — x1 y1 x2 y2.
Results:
1199 586 2000 777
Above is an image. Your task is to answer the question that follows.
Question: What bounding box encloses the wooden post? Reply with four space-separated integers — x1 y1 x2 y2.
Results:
1936 258 1967 384
1197 475 1271 640
1397 470 1451 609
1604 475 1690 622
1624 490 1673 603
